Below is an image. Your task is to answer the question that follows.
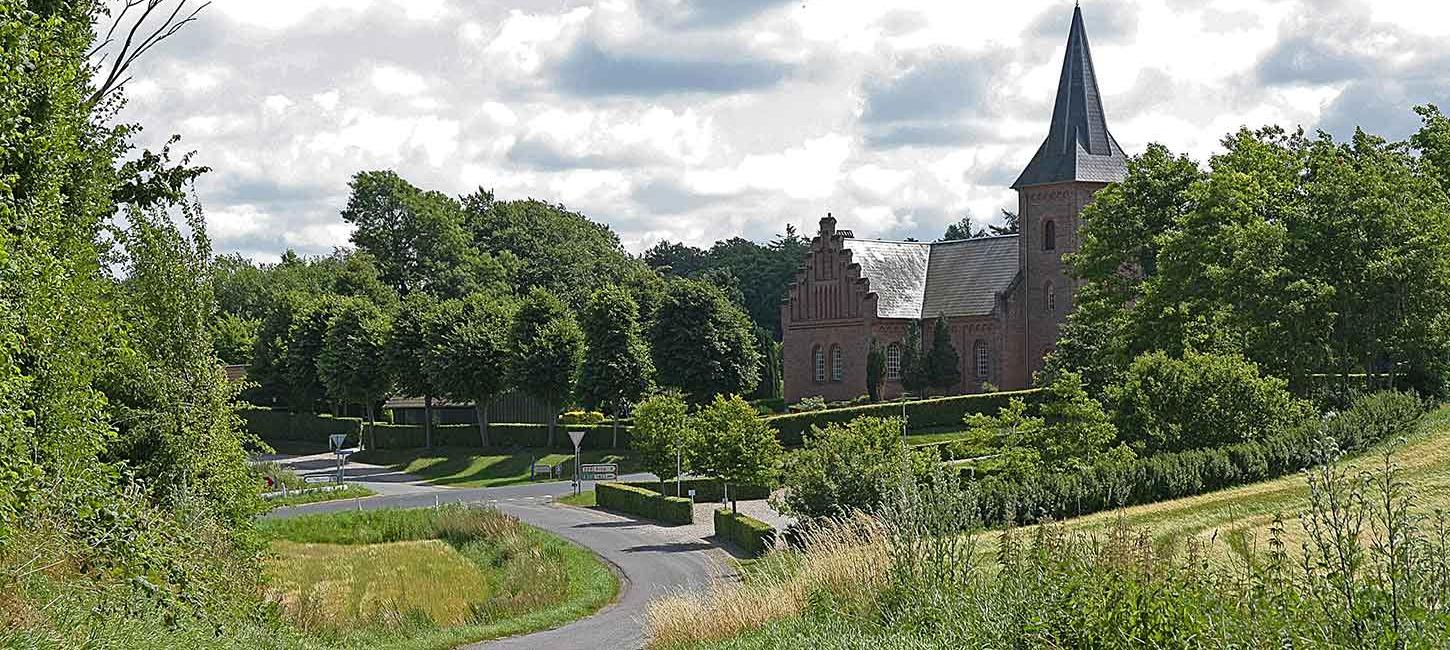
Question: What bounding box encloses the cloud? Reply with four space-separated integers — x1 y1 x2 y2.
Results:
636 0 796 30
552 40 792 96
859 48 1011 149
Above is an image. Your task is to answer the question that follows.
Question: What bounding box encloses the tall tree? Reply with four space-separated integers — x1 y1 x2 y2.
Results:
509 287 585 447
388 292 446 448
689 395 782 512
317 298 393 447
1412 104 1450 192
578 286 654 447
428 292 514 448
630 391 695 495
866 338 886 401
941 215 985 241
283 296 345 413
644 240 709 277
899 320 927 396
923 315 962 395
987 209 1020 236
650 279 761 402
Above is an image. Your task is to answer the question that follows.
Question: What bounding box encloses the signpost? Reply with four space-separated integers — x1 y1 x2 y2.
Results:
568 430 586 496
304 475 332 485
579 463 618 481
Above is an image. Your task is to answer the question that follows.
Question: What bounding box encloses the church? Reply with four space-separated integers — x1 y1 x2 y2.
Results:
781 4 1128 402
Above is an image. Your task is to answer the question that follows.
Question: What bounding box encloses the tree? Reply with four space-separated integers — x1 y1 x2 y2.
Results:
283 296 344 412
317 298 393 447
962 372 1121 474
1412 104 1450 192
651 279 761 402
644 240 709 277
631 392 695 495
388 292 446 448
987 209 1020 236
923 315 961 395
899 320 927 396
689 395 782 512
578 286 654 447
866 338 886 401
776 416 934 520
941 215 985 241
211 313 258 365
509 287 585 447
428 292 514 447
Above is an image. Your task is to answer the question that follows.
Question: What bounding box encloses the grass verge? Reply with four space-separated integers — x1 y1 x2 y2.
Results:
260 505 617 649
558 490 597 507
267 484 376 508
352 447 636 488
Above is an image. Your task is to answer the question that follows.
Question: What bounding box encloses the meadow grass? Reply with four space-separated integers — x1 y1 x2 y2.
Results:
260 505 618 649
352 447 636 488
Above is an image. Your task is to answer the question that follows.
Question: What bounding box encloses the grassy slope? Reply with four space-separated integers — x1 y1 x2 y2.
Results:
352 447 637 488
261 508 618 650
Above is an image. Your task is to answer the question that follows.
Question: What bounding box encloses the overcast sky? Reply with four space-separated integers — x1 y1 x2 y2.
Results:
114 0 1450 262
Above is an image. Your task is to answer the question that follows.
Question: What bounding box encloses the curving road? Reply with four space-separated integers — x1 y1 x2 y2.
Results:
266 460 732 650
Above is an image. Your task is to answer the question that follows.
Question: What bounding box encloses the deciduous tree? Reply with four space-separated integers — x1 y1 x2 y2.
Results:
650 279 761 402
428 292 514 448
578 286 653 447
318 298 393 447
689 395 782 512
509 287 585 447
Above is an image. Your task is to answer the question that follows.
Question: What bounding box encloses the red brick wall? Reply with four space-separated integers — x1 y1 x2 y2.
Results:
1019 181 1108 380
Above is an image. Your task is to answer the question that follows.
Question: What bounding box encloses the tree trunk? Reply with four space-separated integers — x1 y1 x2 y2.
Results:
476 400 490 448
611 407 619 449
365 402 374 451
548 405 557 449
424 394 435 449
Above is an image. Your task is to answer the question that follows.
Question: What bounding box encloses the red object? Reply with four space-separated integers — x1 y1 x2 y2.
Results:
265 476 275 488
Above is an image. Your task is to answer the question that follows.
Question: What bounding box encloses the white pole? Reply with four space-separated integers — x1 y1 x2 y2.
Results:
676 438 682 497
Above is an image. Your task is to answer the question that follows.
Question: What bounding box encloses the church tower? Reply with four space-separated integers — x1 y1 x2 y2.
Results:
1013 3 1127 378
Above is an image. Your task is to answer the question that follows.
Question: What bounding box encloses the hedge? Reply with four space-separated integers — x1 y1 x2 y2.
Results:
714 509 776 557
365 423 631 450
241 408 361 443
767 389 1043 446
596 482 693 525
968 390 1424 527
622 479 770 503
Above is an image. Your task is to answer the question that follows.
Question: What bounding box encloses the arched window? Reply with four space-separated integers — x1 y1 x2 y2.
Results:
1044 281 1057 312
830 345 844 382
1043 219 1057 251
886 343 902 381
813 346 826 383
974 340 990 379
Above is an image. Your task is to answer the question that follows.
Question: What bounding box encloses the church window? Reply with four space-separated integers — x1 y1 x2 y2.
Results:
813 346 826 383
1043 219 1057 251
886 343 902 381
831 345 844 382
1044 281 1057 312
974 340 989 379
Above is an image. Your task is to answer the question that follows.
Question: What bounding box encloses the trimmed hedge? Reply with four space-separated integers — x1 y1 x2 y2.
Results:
597 482 693 525
969 390 1424 527
767 389 1043 446
366 423 631 450
241 408 361 443
622 479 770 503
714 509 775 557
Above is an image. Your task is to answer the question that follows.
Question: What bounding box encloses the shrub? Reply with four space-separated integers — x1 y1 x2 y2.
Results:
1324 389 1423 453
623 479 769 503
559 410 607 426
366 423 627 450
241 407 361 444
596 482 693 524
776 417 935 520
768 389 1042 446
963 372 1122 475
690 395 782 510
714 509 776 557
631 392 694 482
1108 351 1312 453
791 396 828 412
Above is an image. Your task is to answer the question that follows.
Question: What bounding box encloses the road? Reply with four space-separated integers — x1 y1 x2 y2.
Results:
267 460 733 650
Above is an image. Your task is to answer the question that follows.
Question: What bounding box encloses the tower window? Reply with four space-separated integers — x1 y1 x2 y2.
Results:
813 346 826 383
1045 281 1057 312
886 343 902 381
831 345 844 382
974 340 989 379
1043 219 1057 251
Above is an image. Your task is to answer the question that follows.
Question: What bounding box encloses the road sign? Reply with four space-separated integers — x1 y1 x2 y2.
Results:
578 463 618 481
568 430 586 449
303 475 332 484
329 433 348 450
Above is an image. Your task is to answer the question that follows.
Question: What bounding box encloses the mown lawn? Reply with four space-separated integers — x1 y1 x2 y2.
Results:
260 506 618 650
352 447 637 488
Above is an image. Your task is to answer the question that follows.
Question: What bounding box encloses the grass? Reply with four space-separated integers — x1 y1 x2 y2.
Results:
267 484 376 508
352 446 637 488
259 506 618 649
558 489 597 507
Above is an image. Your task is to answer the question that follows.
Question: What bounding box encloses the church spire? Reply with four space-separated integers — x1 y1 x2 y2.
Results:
1012 3 1127 189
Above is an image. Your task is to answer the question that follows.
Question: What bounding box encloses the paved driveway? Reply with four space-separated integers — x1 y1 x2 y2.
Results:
267 471 730 650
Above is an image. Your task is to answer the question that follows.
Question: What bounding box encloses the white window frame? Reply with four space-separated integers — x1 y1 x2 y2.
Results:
813 346 826 383
831 346 844 382
886 343 902 382
975 340 990 379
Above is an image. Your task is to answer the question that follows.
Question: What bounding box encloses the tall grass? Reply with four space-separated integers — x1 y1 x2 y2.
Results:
649 442 1450 649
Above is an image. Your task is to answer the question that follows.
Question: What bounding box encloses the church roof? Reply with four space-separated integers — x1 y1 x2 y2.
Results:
842 235 1020 320
1013 5 1128 189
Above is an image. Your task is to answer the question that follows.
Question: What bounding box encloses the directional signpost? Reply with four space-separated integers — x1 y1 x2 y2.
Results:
579 463 618 481
568 430 586 496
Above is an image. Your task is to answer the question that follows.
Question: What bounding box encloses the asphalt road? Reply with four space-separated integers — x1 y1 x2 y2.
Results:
267 472 731 650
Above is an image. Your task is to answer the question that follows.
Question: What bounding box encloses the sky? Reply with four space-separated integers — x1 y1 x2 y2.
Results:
112 0 1450 262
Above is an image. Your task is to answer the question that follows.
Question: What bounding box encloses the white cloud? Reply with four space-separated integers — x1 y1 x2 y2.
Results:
371 65 427 96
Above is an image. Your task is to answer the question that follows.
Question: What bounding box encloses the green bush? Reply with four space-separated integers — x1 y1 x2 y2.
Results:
791 396 828 412
241 407 361 444
1108 351 1312 453
969 390 1425 526
559 409 607 425
365 423 629 449
596 482 693 524
621 479 769 503
713 509 775 557
767 389 1042 446
777 416 936 520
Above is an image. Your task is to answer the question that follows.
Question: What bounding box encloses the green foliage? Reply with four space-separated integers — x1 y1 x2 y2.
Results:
940 214 986 241
558 410 606 425
239 408 362 444
922 315 961 394
283 295 345 411
749 326 783 401
620 479 768 502
509 287 585 447
777 417 934 520
792 396 828 412
767 389 1041 446
650 279 761 402
596 482 693 524
1412 104 1450 211
643 226 809 338
714 509 775 557
211 313 259 365
317 297 393 418
577 285 653 416
899 320 926 395
1109 350 1311 454
427 291 514 446
690 395 783 508
865 338 885 401
629 392 694 481
963 372 1120 475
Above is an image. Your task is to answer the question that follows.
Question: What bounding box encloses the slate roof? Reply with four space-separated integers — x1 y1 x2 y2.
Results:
1013 5 1128 189
843 235 1020 320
